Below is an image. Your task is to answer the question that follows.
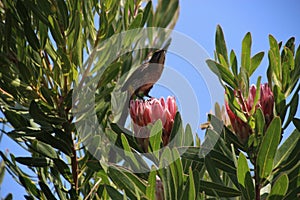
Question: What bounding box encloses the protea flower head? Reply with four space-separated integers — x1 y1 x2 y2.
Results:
225 83 274 143
129 96 177 151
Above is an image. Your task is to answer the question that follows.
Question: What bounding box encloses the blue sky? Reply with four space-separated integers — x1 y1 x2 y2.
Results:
1 0 300 198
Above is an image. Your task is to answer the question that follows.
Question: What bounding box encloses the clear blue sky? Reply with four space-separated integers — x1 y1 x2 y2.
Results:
1 0 300 198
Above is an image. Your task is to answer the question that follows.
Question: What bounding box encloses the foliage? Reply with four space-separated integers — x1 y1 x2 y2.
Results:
0 1 299 200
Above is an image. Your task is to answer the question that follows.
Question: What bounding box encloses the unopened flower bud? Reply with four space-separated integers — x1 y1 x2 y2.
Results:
226 83 274 143
129 96 177 151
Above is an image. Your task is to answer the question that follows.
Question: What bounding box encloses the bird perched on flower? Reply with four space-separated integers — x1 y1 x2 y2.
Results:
121 49 166 99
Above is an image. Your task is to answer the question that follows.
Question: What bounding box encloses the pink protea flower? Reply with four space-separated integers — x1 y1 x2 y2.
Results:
225 83 274 143
129 96 177 151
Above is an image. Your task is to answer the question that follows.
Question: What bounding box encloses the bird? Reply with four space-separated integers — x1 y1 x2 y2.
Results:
121 49 166 100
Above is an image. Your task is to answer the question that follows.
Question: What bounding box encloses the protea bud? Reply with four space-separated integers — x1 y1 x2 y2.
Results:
129 96 177 151
225 83 274 143
155 176 164 200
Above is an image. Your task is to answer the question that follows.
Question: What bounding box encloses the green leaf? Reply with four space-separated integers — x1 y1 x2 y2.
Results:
31 140 57 159
56 0 69 30
19 175 40 198
225 87 247 122
53 159 73 183
146 167 156 200
129 13 143 29
39 182 57 200
254 108 265 136
215 25 229 66
48 15 64 47
15 157 50 167
184 124 194 146
293 118 300 131
141 1 152 26
237 152 255 200
206 59 237 89
257 117 282 179
4 194 13 200
158 148 176 199
274 129 300 169
149 120 162 154
108 166 146 199
241 32 252 74
105 185 124 199
121 133 140 170
269 35 281 82
199 180 241 197
169 112 184 147
188 167 196 200
267 174 289 200
230 50 238 76
3 109 29 129
250 52 264 76
16 0 40 51
35 131 73 156
281 47 294 91
205 155 222 184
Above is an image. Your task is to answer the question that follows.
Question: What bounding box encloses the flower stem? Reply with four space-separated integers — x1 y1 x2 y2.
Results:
254 156 260 200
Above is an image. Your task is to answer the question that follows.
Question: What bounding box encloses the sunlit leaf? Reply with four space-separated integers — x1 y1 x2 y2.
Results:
257 117 281 179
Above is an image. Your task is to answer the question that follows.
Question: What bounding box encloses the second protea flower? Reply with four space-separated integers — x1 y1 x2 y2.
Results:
129 96 177 151
225 83 274 143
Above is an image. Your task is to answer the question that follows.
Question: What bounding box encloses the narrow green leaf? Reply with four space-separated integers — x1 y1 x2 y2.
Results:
108 166 146 199
205 156 222 184
230 50 238 76
206 59 237 89
4 193 12 200
267 174 289 200
241 32 252 73
141 1 152 26
293 118 300 131
15 157 50 167
32 140 57 159
274 129 300 169
19 175 40 198
257 117 282 179
254 108 265 136
188 167 196 200
3 109 29 129
269 35 281 82
237 153 255 200
281 48 294 91
146 167 156 199
199 180 241 197
172 149 184 195
128 13 143 29
56 0 69 30
159 148 176 200
53 159 73 183
120 133 140 171
250 52 264 76
215 25 229 66
105 185 124 199
149 120 163 154
169 112 184 147
184 124 194 146
39 182 57 200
